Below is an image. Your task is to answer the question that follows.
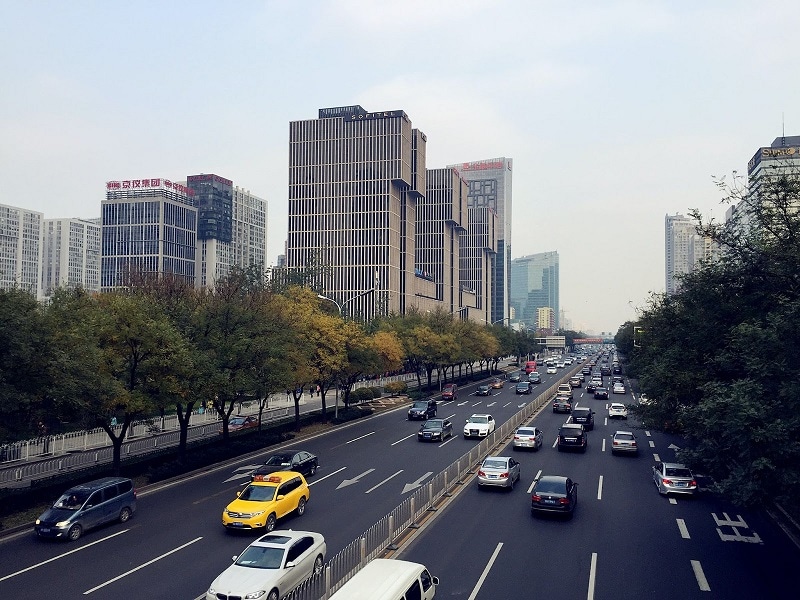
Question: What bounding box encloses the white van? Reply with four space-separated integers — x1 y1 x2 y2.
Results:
329 558 439 600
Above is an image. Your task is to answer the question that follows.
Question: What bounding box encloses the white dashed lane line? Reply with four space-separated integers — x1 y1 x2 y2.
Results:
691 560 711 591
677 518 691 539
597 475 604 500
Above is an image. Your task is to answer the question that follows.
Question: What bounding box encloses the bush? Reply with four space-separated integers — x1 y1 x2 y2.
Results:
385 381 408 396
349 388 374 404
330 407 374 424
369 387 383 399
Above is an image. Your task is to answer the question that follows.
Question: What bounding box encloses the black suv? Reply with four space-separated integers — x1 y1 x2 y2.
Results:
408 400 437 420
571 407 595 431
600 365 611 376
557 423 587 452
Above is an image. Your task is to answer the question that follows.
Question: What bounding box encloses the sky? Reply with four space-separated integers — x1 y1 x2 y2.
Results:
2 1 799 334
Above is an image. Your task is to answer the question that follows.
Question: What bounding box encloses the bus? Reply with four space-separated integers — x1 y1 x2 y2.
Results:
524 360 538 374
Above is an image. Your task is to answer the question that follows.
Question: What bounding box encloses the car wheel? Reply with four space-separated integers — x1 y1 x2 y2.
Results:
313 554 324 576
265 513 277 532
509 477 514 490
309 463 317 476
67 524 82 541
266 589 279 600
118 507 132 523
296 497 307 516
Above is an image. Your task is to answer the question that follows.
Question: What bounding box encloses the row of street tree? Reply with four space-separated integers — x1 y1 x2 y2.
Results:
616 166 800 507
0 269 549 471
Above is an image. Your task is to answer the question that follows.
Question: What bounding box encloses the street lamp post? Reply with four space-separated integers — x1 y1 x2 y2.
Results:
491 317 512 325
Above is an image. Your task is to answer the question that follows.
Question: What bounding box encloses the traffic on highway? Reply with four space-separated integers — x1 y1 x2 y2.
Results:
0 350 797 599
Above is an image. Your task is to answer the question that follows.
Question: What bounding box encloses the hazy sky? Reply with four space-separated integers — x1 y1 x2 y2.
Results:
2 1 798 333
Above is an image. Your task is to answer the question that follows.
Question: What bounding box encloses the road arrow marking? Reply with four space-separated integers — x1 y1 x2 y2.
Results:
336 468 375 489
402 471 434 494
668 443 681 450
487 402 497 407
518 403 526 408
223 465 261 483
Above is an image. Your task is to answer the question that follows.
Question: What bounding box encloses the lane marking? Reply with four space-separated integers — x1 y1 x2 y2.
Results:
0 530 129 582
552 437 558 448
653 453 660 462
438 435 457 447
391 433 416 446
472 401 483 406
84 537 202 594
602 438 606 452
669 498 677 505
587 552 598 600
691 559 711 591
597 475 603 500
645 430 652 437
649 441 655 448
307 466 346 486
366 469 405 494
467 542 503 600
603 417 608 426
337 469 376 489
677 518 691 539
527 469 543 494
346 431 375 444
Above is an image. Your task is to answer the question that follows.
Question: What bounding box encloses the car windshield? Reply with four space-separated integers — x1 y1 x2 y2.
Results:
235 545 285 569
470 416 488 424
615 433 635 441
517 428 536 435
55 490 90 510
412 402 428 409
483 459 507 469
423 421 443 429
560 427 581 435
665 467 693 478
265 455 292 466
535 479 566 494
230 417 247 425
239 484 278 502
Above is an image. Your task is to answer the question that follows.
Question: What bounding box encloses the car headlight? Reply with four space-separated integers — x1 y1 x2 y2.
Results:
55 520 70 528
35 519 41 525
244 591 267 599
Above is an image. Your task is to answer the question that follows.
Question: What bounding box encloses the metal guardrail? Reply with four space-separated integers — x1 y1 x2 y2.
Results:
284 373 570 600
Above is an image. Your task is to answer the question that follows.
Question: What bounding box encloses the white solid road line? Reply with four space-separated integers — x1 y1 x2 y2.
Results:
308 466 346 486
597 475 604 500
691 559 711 591
527 469 543 493
467 542 503 600
677 518 691 539
0 530 129 583
364 469 404 494
587 552 598 600
84 537 203 594
391 433 416 446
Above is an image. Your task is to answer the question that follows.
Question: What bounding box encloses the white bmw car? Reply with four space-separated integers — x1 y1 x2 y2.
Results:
608 403 628 419
207 530 326 600
464 414 496 438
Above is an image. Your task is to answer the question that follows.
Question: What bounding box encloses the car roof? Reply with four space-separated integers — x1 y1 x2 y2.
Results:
249 471 305 485
469 413 492 418
537 475 568 484
613 430 634 436
662 462 688 469
560 423 583 430
252 529 318 547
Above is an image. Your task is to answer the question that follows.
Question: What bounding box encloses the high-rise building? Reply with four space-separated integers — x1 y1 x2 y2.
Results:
459 206 497 323
537 306 555 331
665 213 695 295
286 105 427 319
42 217 101 297
449 158 512 324
509 251 559 329
0 203 44 298
101 178 197 292
188 174 233 289
232 186 268 273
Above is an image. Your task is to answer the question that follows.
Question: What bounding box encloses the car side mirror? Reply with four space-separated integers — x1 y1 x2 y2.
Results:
277 494 285 500
432 576 440 586
236 491 241 498
232 555 238 562
285 561 296 569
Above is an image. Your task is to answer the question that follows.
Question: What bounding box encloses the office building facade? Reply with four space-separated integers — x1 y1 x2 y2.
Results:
509 251 559 329
0 203 44 298
449 158 512 324
286 105 426 319
101 178 197 292
665 213 695 295
42 217 101 297
459 206 497 323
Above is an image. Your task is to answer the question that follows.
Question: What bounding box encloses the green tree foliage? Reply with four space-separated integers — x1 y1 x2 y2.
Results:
631 165 800 506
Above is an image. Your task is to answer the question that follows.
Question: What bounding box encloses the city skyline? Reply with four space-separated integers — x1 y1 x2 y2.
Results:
2 2 799 332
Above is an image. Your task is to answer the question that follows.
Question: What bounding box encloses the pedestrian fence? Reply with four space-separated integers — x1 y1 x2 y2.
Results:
284 375 568 600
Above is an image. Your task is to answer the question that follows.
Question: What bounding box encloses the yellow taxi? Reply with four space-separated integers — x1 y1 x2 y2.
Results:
490 377 505 389
222 471 309 532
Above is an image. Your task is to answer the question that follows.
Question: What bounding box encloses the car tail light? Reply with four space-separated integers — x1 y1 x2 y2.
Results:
691 480 697 486
514 435 520 440
613 440 619 446
478 470 486 477
500 472 509 479
532 494 541 502
631 441 637 446
662 478 672 485
558 497 571 505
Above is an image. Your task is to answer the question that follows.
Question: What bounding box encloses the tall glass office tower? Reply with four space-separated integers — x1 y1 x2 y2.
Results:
509 251 559 329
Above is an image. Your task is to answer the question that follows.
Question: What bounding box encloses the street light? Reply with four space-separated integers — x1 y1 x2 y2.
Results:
491 317 512 325
317 288 375 317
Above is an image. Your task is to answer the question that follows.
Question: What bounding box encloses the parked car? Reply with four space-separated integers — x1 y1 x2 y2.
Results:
608 403 628 419
463 414 496 438
571 407 595 431
557 423 587 452
408 400 437 420
513 426 543 451
205 530 326 600
652 462 697 496
35 477 136 541
222 471 309 532
611 431 638 455
530 475 578 518
477 456 521 489
441 384 458 401
476 384 492 396
552 396 572 413
515 381 532 395
528 372 542 384
417 419 453 442
252 450 319 480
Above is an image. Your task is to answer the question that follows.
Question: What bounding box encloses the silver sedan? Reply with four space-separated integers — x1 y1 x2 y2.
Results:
652 462 697 496
477 456 521 490
513 426 543 451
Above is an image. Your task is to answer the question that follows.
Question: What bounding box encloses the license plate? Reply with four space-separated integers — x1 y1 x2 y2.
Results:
566 438 576 442
543 499 557 505
488 475 497 479
39 527 50 533
675 482 686 487
231 522 244 527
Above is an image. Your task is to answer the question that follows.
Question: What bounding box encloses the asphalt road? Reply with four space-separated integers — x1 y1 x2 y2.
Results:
396 374 800 598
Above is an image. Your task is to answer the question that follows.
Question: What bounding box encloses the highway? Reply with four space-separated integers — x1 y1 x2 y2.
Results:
0 355 797 599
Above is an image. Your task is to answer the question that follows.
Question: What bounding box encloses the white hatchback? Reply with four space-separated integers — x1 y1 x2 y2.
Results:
608 403 628 419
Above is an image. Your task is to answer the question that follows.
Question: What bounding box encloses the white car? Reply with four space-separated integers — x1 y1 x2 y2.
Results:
206 530 326 600
612 382 625 394
608 403 628 419
464 414 496 438
546 366 558 374
556 361 566 368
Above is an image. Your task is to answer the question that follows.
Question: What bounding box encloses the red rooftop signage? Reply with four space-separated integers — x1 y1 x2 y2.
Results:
106 178 195 196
